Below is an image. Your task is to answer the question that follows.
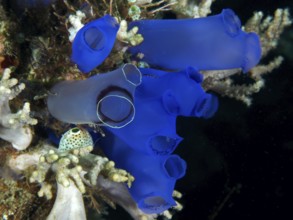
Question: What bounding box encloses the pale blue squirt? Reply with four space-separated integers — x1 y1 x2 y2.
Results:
47 64 142 128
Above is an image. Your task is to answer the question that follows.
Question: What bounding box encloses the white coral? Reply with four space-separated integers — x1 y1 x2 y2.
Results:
7 135 135 219
117 20 144 46
0 68 37 150
169 0 215 18
47 180 87 220
67 10 86 42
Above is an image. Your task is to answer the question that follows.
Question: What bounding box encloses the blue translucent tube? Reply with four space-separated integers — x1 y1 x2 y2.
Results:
99 130 187 214
71 15 119 73
107 67 218 155
128 9 261 72
47 64 142 128
138 67 218 118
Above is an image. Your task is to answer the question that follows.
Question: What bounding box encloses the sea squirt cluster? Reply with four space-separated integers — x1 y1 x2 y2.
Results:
47 8 261 214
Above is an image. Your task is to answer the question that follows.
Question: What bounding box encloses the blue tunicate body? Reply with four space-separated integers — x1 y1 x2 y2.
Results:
107 67 218 155
98 67 217 213
47 64 142 128
99 130 187 214
71 15 119 73
47 61 218 215
128 9 261 72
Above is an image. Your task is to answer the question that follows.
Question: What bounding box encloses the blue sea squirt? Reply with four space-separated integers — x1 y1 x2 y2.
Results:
46 7 263 216
105 67 218 156
128 9 261 72
71 15 119 73
99 129 187 214
99 67 217 213
47 64 142 128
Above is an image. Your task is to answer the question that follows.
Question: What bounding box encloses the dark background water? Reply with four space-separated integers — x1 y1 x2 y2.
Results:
174 1 293 220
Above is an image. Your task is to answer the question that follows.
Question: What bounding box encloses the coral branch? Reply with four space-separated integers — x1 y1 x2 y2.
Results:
245 8 292 57
0 68 37 150
202 9 291 106
117 20 143 46
250 56 284 80
47 180 87 220
169 0 216 18
6 134 134 219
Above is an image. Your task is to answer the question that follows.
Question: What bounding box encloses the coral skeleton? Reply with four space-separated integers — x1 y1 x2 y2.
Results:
7 136 134 219
170 0 215 18
117 20 144 46
47 180 87 220
0 68 37 150
67 10 86 42
245 8 292 56
201 8 291 106
26 128 134 198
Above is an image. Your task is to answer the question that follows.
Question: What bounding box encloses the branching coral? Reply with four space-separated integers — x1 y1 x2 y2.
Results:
169 0 216 18
0 68 37 150
7 127 134 219
7 144 133 219
117 20 144 46
201 8 292 106
245 8 292 57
